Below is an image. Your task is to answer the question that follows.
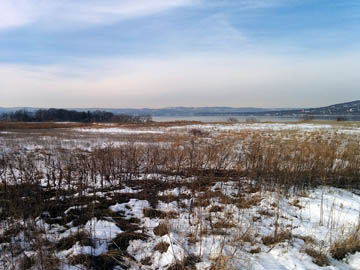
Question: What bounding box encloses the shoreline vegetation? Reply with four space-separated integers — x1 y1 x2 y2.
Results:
0 108 152 123
1 99 360 124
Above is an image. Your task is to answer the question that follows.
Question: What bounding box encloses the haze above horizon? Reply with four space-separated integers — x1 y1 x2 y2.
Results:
1 0 359 108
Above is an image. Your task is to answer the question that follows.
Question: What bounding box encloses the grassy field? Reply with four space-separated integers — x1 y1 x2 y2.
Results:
1 121 360 270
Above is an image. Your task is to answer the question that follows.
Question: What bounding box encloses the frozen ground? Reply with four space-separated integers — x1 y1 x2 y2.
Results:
75 128 165 134
2 181 359 270
73 122 360 136
1 121 360 270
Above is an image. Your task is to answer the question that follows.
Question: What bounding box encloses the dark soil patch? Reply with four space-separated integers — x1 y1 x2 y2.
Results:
154 241 170 253
143 208 167 219
68 254 126 270
109 232 148 251
153 223 169 236
167 255 201 270
56 231 94 251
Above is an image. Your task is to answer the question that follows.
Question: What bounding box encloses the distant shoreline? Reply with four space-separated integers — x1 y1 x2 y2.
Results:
153 115 360 122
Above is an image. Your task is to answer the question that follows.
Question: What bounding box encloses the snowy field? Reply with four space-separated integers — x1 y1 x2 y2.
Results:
74 122 360 136
0 121 360 270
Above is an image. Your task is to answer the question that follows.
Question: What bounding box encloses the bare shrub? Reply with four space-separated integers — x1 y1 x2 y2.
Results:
304 248 329 266
56 231 94 251
143 208 167 219
153 222 169 236
189 128 209 137
329 226 360 260
262 230 292 246
154 241 170 253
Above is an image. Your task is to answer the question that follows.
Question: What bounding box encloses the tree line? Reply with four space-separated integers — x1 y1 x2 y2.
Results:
0 108 152 123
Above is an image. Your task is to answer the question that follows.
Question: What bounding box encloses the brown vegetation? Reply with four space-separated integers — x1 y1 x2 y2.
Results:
1 123 360 269
330 226 360 260
262 230 292 246
304 248 329 266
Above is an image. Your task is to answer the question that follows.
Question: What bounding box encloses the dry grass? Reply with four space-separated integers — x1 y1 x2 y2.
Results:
143 208 167 219
250 247 261 254
329 227 360 260
68 253 122 270
141 256 152 265
167 255 201 270
290 199 303 209
210 254 233 270
154 241 170 253
212 220 235 230
0 121 92 130
153 222 169 236
55 231 94 251
304 248 329 266
19 255 36 270
2 122 360 193
297 235 316 244
110 232 148 251
2 122 360 269
262 230 293 246
257 209 274 217
209 205 224 212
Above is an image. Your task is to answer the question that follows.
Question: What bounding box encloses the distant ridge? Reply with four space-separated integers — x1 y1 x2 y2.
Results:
0 106 288 116
301 100 360 115
255 100 360 117
0 100 359 117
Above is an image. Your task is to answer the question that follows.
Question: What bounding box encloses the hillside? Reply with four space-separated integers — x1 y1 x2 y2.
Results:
0 107 286 117
301 100 360 115
1 100 359 118
259 100 360 117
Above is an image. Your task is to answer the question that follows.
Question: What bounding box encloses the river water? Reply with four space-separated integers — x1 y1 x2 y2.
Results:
153 116 301 123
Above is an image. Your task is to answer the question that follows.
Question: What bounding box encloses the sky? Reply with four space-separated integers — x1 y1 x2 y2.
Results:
0 0 359 108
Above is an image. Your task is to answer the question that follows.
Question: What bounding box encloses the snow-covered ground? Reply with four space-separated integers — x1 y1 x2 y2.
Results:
128 185 360 270
75 128 164 134
1 181 359 269
72 122 360 136
1 121 360 270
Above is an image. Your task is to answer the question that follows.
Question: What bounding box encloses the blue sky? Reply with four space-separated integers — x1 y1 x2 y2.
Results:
0 0 359 108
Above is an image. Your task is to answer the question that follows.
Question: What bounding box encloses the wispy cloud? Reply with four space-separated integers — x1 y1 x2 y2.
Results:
1 52 359 108
181 14 247 50
0 0 296 31
203 0 294 10
1 0 359 108
0 0 196 30
0 0 35 29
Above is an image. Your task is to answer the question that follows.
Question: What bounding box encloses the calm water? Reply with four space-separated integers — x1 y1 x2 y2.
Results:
153 116 301 123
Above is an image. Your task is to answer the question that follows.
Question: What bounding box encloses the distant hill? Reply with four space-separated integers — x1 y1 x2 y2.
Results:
299 100 360 115
1 100 359 118
253 100 360 117
0 107 39 114
0 106 284 117
75 107 285 116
